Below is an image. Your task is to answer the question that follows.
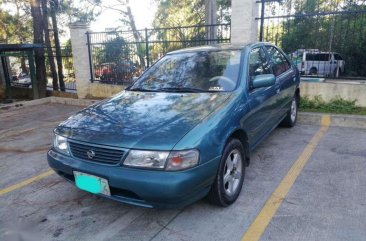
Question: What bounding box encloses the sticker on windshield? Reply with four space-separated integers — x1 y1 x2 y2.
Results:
209 86 224 91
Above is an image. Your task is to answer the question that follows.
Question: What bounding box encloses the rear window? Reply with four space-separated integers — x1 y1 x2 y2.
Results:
306 53 330 61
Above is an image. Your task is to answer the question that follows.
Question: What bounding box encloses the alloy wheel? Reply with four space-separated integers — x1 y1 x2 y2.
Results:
223 149 242 196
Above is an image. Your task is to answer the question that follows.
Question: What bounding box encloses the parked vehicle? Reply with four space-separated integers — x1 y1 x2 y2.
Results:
11 73 31 87
96 60 137 84
290 49 345 77
48 43 300 208
95 62 114 79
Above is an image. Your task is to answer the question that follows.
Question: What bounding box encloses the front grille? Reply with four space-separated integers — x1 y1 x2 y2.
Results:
69 141 125 165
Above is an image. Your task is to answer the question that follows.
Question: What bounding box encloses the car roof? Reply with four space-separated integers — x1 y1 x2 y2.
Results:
166 42 263 54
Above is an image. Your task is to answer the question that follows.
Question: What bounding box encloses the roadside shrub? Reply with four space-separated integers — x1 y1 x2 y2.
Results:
300 95 366 115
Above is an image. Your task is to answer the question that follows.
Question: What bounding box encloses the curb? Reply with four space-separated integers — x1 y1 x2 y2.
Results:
2 97 366 129
298 112 366 129
0 97 99 112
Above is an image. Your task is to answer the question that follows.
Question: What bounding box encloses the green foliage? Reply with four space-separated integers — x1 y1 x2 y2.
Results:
150 0 231 62
153 0 205 27
0 0 101 44
300 95 366 115
0 0 33 43
94 36 130 66
58 0 101 24
153 0 231 28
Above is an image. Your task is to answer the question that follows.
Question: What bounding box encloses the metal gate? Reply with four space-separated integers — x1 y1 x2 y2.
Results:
257 0 366 78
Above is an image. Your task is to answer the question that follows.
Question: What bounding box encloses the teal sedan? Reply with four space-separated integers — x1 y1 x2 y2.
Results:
47 42 300 208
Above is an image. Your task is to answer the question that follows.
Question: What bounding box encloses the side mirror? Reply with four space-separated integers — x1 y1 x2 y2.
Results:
252 74 276 89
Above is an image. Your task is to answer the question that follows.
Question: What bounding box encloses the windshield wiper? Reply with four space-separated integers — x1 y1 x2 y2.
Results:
129 87 158 92
157 87 206 93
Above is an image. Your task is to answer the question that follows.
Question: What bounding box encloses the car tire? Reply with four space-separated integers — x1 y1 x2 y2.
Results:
309 67 317 75
281 95 298 127
206 139 246 207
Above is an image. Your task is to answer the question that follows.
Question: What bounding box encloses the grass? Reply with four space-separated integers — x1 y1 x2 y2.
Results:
299 95 366 115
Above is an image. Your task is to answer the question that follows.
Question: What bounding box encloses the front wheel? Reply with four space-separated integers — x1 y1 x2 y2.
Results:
206 139 246 207
281 96 298 127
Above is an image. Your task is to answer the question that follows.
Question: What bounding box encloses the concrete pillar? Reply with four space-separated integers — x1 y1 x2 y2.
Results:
69 22 91 99
231 0 259 44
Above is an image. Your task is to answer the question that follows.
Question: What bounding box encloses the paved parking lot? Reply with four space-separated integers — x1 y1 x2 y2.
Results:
1 103 365 241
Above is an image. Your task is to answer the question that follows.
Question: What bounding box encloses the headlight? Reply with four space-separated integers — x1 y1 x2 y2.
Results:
123 149 199 171
54 134 69 154
123 150 169 169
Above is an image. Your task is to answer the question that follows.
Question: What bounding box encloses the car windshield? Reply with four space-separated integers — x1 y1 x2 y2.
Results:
130 50 241 92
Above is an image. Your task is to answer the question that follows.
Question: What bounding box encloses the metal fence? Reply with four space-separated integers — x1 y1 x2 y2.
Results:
257 0 366 78
87 24 231 85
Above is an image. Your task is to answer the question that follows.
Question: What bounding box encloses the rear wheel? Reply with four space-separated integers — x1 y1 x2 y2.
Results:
206 139 246 207
309 67 317 75
281 96 298 127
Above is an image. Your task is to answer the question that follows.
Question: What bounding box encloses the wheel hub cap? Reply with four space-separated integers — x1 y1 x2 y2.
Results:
223 149 242 196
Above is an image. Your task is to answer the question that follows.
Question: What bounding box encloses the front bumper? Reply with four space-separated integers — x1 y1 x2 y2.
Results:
47 149 220 208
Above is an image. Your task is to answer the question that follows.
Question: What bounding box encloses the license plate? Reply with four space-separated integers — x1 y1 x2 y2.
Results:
73 171 111 196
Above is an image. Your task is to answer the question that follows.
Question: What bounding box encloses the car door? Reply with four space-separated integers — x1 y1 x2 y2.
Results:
244 46 279 148
265 46 296 120
322 53 332 75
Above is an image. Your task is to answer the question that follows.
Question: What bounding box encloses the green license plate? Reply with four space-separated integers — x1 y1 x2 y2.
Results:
73 171 111 196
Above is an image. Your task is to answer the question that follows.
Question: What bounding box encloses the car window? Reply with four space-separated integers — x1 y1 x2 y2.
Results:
306 53 330 61
334 54 343 60
248 47 272 79
131 50 242 92
266 46 291 76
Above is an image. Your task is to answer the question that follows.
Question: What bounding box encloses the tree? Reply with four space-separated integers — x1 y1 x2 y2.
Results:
30 0 47 97
100 0 146 67
153 0 231 27
49 0 65 91
153 0 205 28
94 36 130 65
41 0 59 90
0 0 33 74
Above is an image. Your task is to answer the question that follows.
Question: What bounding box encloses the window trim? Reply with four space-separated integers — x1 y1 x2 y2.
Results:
265 45 293 78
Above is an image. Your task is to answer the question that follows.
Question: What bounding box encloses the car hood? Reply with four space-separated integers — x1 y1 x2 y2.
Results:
56 91 231 150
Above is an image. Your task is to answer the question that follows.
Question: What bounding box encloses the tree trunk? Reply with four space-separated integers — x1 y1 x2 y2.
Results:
42 0 59 91
50 3 65 91
30 0 47 98
20 57 28 75
125 0 146 68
